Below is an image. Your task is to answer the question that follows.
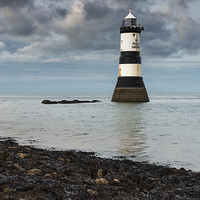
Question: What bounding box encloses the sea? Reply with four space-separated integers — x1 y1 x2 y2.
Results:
0 93 200 172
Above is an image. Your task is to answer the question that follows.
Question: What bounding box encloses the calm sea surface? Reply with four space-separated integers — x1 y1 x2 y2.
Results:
0 93 200 171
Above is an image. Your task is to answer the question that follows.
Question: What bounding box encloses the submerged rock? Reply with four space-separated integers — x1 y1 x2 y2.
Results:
42 99 101 104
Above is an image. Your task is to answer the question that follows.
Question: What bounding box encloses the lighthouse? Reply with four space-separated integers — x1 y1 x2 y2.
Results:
112 8 149 102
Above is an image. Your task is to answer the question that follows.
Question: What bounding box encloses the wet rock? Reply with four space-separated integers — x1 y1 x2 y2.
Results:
42 99 101 104
0 150 10 160
1 139 200 200
42 100 53 104
95 178 109 185
97 169 104 177
17 153 29 159
58 157 65 162
97 168 107 177
28 169 42 175
14 163 26 172
114 178 120 183
65 157 71 163
44 174 51 178
3 188 16 193
87 189 98 196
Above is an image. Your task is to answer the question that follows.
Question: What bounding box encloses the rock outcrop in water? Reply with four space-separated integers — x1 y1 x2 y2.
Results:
1 139 200 199
42 99 101 104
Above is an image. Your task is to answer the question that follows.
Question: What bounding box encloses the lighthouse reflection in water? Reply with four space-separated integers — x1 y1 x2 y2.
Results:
114 103 148 159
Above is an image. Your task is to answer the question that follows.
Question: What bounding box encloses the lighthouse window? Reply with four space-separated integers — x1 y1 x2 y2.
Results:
133 34 135 37
124 19 131 26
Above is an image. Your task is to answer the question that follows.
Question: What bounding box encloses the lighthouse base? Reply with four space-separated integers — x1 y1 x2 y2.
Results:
111 77 149 102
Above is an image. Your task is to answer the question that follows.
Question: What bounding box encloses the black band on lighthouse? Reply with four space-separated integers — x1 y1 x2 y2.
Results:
115 77 145 87
121 52 141 57
120 26 144 34
119 56 141 64
119 51 141 64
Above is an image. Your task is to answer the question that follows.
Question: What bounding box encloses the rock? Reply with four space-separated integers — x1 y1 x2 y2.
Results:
3 188 16 193
25 147 31 151
95 178 109 185
28 169 42 175
8 147 16 149
100 178 109 185
65 158 71 163
114 179 120 183
97 169 104 177
14 163 26 172
42 99 101 104
44 174 51 178
42 100 53 104
1 139 200 199
87 189 98 196
95 178 102 184
0 150 10 160
17 153 29 159
58 158 65 162
97 168 107 177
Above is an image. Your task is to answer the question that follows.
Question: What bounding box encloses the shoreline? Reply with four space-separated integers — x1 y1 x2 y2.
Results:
0 139 200 199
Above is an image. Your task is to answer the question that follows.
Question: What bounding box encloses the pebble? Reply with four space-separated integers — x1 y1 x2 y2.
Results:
0 150 10 160
58 157 65 162
44 174 51 177
1 139 200 200
97 169 104 177
87 189 98 196
28 169 42 175
14 163 26 172
95 178 109 185
3 188 16 193
114 178 120 183
17 153 29 159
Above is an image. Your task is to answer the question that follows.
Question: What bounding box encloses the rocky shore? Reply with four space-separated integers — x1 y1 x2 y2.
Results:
0 139 200 199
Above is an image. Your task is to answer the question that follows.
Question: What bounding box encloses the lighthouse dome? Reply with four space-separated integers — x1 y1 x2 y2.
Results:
122 8 137 27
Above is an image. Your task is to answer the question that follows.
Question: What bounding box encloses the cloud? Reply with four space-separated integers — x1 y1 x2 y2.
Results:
0 0 200 64
0 0 33 9
0 42 5 49
0 7 37 36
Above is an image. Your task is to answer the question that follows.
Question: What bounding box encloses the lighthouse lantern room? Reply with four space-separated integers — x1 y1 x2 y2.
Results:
111 8 149 102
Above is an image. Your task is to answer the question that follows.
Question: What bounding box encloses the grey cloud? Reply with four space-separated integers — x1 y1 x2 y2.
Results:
0 11 37 36
56 8 68 18
0 0 200 61
138 0 200 57
0 0 34 9
84 1 112 20
170 0 200 55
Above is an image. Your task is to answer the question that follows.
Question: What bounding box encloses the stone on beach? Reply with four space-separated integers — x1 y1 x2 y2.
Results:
95 178 109 185
17 153 29 159
28 169 42 175
14 163 26 172
1 139 200 199
0 150 10 160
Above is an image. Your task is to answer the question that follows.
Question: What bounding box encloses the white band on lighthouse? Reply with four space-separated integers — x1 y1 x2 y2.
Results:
121 33 140 52
119 64 141 77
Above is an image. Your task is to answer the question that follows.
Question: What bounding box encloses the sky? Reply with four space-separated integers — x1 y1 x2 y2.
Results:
0 0 200 93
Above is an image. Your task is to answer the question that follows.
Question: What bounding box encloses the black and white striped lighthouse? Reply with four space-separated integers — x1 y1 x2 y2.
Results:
112 8 149 102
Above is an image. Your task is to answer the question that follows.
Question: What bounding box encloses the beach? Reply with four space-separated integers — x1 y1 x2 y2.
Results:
1 139 200 199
